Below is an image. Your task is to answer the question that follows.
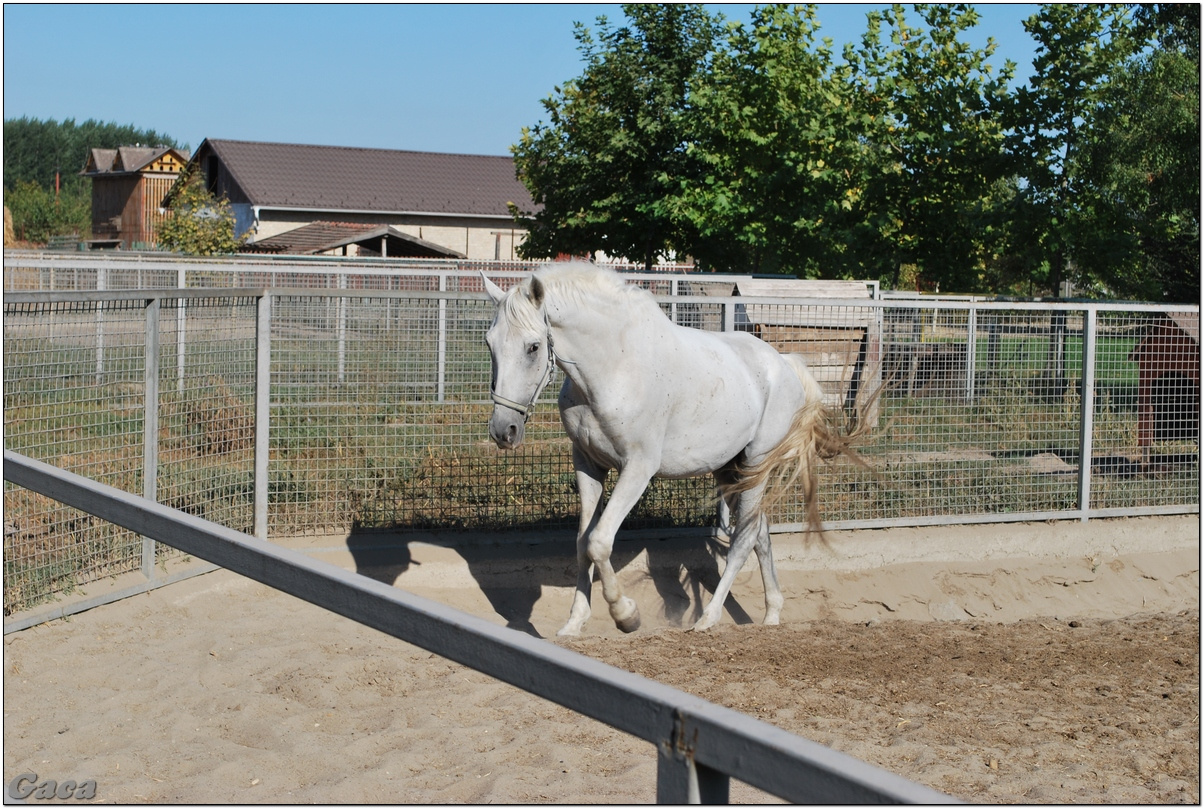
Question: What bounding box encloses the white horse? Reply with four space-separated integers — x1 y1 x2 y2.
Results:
483 262 861 635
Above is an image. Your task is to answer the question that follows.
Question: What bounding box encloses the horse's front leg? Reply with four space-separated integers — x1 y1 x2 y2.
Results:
558 452 605 637
579 460 657 633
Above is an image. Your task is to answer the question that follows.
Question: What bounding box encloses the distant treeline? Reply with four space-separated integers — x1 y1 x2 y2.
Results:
3 117 183 243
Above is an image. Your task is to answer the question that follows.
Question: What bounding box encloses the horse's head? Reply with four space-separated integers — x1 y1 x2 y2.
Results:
482 273 554 450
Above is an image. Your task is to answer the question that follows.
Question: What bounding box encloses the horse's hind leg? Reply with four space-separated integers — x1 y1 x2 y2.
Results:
714 483 737 538
692 487 767 631
753 514 783 624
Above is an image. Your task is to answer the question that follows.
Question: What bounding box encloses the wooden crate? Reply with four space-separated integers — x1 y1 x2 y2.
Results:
733 279 880 422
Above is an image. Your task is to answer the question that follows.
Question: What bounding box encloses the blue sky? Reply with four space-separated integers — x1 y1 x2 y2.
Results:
3 3 1039 158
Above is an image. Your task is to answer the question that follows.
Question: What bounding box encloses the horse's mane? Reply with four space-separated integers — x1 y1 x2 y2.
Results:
499 262 662 332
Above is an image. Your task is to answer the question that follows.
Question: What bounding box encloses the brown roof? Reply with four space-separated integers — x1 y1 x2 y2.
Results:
82 146 188 176
243 221 464 258
1168 312 1201 345
196 138 535 217
1127 311 1201 363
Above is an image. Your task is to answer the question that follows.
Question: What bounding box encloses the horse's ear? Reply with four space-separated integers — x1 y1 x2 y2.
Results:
527 276 545 307
481 272 506 305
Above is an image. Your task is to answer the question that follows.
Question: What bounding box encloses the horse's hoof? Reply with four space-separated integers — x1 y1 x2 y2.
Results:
616 611 641 633
611 598 641 633
558 621 587 640
690 614 719 632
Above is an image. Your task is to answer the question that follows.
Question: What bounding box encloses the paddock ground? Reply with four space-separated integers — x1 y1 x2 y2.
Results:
3 515 1198 803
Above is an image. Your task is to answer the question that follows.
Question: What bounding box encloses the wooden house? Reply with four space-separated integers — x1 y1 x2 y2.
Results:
180 139 536 260
732 278 881 420
81 146 190 249
1127 312 1200 461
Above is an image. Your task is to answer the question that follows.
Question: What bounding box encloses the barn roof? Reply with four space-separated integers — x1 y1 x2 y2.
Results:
192 138 536 218
241 221 464 258
1128 311 1201 364
1167 311 1200 345
81 146 189 176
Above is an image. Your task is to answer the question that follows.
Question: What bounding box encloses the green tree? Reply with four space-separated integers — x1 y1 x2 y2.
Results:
4 180 89 243
1075 4 1200 301
3 116 181 191
678 4 1013 286
516 4 1014 287
513 3 1194 299
158 164 244 255
844 4 1015 290
676 4 865 274
1003 4 1140 297
511 4 722 268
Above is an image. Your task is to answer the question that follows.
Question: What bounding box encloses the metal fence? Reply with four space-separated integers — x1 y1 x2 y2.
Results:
2 249 720 292
4 267 1198 618
4 451 955 804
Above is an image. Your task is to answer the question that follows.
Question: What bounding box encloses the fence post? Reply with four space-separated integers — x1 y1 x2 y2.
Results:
656 715 730 803
337 274 347 386
965 304 977 402
95 266 106 385
386 274 395 333
176 268 186 394
1047 310 1068 400
437 275 448 402
1077 307 1098 522
142 297 161 579
254 293 272 540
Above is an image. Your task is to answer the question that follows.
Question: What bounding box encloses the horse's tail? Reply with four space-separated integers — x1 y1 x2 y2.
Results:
724 354 874 536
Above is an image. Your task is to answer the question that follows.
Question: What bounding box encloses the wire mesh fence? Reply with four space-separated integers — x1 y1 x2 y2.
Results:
4 269 1198 616
157 296 258 532
4 297 151 613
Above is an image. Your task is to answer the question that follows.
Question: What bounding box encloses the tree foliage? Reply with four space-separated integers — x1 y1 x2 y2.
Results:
1076 4 1200 300
158 164 244 255
512 3 1200 301
846 4 1015 290
4 116 181 191
677 4 865 274
1002 4 1141 297
4 180 91 244
678 4 1013 284
512 4 722 268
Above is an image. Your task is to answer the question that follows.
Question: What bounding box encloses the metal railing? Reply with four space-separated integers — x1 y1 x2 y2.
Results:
3 450 954 805
2 250 722 292
4 284 1198 620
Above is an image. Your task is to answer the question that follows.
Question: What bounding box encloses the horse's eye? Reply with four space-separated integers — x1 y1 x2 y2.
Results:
527 341 541 355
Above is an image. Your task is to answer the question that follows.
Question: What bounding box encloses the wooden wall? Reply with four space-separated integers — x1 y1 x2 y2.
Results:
90 173 176 247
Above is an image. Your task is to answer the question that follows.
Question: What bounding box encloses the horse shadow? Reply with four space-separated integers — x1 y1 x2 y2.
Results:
344 528 753 639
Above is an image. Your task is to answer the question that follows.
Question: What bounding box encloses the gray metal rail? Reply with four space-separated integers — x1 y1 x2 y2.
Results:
4 450 955 805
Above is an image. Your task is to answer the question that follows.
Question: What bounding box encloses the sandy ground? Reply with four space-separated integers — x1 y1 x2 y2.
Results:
3 515 1199 804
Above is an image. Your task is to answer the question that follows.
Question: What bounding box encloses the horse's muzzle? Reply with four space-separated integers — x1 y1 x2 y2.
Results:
489 409 525 450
